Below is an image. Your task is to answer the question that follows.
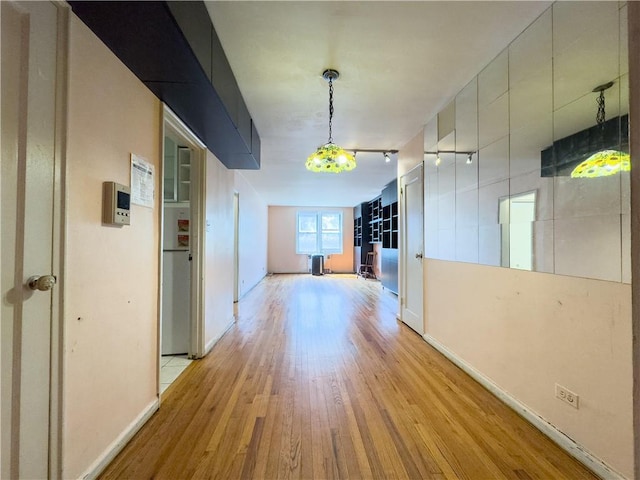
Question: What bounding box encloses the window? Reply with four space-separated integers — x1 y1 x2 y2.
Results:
296 211 343 254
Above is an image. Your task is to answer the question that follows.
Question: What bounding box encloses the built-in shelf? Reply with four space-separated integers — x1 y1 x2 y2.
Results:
164 139 191 203
354 217 363 247
382 202 398 249
354 179 397 292
368 196 382 244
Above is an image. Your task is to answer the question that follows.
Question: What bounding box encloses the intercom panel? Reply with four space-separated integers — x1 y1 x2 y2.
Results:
103 181 131 226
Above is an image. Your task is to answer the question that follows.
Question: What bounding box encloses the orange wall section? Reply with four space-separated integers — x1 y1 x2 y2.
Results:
268 206 355 274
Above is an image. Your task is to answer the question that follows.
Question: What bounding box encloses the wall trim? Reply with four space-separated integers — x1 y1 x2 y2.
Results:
80 398 159 480
423 334 626 480
237 273 267 302
203 317 235 357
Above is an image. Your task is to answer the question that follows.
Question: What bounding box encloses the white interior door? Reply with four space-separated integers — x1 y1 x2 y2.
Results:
401 166 424 335
1 1 64 478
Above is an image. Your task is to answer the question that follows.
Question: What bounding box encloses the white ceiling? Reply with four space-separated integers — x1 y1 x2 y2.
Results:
205 1 552 207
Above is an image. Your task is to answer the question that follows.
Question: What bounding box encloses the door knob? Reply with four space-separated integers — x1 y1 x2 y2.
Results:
27 275 56 292
415 253 423 259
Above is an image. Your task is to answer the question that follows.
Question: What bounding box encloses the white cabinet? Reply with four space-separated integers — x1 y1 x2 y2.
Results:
177 147 190 202
164 137 191 203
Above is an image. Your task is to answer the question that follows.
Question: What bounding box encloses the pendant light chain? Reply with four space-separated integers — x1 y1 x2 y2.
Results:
596 89 606 126
592 81 613 128
328 78 334 143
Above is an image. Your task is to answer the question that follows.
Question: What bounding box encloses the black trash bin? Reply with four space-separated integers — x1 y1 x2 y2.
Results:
311 254 324 276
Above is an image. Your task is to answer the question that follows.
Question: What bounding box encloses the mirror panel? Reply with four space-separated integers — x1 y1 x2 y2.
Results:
620 3 629 283
424 152 439 259
455 79 478 153
478 51 508 149
532 220 555 273
478 94 508 150
552 1 623 282
424 115 439 258
508 9 552 86
455 79 479 264
509 68 552 136
552 2 620 111
478 179 509 267
422 1 628 283
509 122 552 182
479 136 509 187
456 153 479 264
436 145 456 261
621 74 630 216
478 50 508 108
479 224 502 267
620 4 629 76
554 214 622 282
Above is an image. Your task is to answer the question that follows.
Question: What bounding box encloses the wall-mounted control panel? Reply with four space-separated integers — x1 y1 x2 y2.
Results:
103 181 131 226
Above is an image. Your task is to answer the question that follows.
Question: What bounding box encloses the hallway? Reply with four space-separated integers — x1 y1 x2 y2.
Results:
100 274 597 479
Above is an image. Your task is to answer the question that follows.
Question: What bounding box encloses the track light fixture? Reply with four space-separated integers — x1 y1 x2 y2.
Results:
351 149 398 164
425 150 476 167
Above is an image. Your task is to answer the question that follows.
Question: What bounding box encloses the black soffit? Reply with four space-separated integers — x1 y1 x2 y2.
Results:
68 1 260 170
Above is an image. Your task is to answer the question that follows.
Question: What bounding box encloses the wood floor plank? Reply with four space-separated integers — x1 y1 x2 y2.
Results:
99 274 600 480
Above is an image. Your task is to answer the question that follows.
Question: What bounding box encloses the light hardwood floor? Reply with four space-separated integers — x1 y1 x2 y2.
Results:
100 274 599 479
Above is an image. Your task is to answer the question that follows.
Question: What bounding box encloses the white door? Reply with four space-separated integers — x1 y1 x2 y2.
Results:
1 1 64 478
401 166 424 335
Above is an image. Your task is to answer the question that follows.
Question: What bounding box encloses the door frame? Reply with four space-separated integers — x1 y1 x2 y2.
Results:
233 191 240 303
50 4 69 477
161 106 206 370
1 2 68 478
399 163 424 334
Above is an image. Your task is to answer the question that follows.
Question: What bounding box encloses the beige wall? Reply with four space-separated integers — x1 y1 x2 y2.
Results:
425 260 632 477
268 206 354 273
398 130 424 178
203 151 235 351
65 15 161 478
234 172 268 298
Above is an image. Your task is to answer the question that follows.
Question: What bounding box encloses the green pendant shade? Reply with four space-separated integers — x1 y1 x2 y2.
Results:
570 150 630 178
306 143 356 173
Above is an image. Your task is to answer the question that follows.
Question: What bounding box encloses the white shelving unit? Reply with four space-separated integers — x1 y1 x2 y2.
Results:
164 137 191 203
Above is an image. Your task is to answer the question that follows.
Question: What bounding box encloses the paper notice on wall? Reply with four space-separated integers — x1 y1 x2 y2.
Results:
131 154 154 208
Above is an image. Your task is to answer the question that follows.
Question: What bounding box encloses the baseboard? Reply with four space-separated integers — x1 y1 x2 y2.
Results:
203 318 235 356
81 398 159 480
422 334 626 480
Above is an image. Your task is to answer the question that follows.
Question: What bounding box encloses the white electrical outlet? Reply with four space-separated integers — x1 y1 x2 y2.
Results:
555 383 579 409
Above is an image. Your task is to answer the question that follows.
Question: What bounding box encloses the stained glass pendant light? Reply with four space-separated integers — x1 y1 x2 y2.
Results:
571 81 631 178
306 69 356 173
571 149 630 178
